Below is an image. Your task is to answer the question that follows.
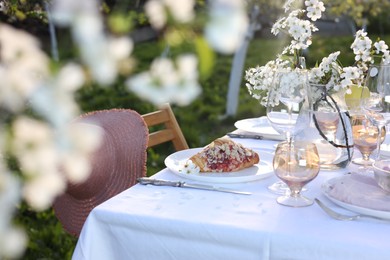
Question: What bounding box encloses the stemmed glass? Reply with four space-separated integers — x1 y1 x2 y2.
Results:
351 114 382 168
273 141 320 207
361 64 390 160
266 69 310 194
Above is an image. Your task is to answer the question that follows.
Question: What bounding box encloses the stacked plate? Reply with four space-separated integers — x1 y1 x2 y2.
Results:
233 116 284 141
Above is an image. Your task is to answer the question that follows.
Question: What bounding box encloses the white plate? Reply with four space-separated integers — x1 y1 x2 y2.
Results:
234 117 283 139
164 148 273 184
322 176 390 220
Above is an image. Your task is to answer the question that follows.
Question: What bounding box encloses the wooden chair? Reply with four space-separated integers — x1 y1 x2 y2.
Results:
142 103 189 151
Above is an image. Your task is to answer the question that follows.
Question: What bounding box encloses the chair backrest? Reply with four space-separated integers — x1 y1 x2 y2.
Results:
142 103 189 151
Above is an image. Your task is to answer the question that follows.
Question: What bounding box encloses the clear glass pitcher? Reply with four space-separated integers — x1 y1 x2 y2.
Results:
295 83 354 170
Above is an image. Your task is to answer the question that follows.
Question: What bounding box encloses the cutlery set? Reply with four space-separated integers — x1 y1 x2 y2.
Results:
137 177 251 195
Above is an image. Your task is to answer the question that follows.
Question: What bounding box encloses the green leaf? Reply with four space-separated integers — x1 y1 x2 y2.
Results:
108 13 133 34
195 36 215 80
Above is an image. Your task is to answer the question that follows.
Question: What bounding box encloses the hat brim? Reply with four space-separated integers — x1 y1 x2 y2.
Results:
53 109 148 237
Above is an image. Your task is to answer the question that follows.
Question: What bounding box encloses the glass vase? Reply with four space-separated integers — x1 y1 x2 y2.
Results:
295 83 354 170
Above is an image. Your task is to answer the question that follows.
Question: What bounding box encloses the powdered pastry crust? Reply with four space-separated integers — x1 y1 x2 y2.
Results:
189 138 259 172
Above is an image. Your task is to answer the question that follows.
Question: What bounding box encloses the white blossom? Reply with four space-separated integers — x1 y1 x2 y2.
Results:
351 29 390 73
245 59 291 106
56 63 85 92
165 0 195 24
374 40 388 54
289 24 306 40
177 54 198 81
145 0 167 29
340 66 361 89
62 123 103 182
52 0 133 86
66 123 103 154
271 7 318 54
0 227 27 259
179 160 200 174
127 54 202 106
309 51 345 91
62 154 92 183
205 0 249 54
305 0 325 21
145 0 195 29
276 69 307 105
0 24 49 112
108 36 134 61
12 117 54 158
73 14 117 85
0 169 25 259
383 50 390 65
271 17 285 35
283 0 298 12
23 172 66 211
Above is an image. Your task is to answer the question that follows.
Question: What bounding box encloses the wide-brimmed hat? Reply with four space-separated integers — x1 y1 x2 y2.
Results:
53 109 148 237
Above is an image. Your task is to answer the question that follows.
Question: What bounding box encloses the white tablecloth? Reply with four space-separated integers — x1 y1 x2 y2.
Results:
73 138 390 260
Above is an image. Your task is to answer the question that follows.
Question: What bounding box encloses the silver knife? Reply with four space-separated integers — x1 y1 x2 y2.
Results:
227 133 263 140
137 177 251 195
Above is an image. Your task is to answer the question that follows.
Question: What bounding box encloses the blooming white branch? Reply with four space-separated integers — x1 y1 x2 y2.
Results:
126 54 202 106
245 58 291 106
271 1 321 55
0 20 102 260
51 0 134 86
0 0 254 257
351 29 390 77
309 51 345 91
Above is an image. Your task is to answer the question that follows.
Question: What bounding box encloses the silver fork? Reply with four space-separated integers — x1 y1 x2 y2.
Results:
314 198 387 221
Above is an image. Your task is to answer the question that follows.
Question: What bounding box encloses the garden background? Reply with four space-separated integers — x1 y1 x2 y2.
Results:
2 0 390 259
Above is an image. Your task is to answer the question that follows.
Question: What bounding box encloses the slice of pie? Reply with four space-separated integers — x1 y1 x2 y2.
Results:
189 138 259 172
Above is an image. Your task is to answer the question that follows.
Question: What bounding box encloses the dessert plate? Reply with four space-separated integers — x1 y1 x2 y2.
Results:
164 148 273 183
234 117 283 140
322 174 390 220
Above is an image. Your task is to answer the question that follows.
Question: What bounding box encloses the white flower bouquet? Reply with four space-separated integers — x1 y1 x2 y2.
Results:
245 0 390 107
245 0 324 106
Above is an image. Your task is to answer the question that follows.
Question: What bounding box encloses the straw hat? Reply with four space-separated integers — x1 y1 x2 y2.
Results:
53 109 148 237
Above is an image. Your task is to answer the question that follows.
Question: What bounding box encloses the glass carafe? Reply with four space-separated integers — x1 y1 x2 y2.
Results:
295 83 354 170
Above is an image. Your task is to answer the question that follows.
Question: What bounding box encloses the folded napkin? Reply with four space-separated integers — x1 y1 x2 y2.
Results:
325 173 390 212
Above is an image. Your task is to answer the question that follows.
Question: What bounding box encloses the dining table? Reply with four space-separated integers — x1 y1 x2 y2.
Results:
72 126 390 260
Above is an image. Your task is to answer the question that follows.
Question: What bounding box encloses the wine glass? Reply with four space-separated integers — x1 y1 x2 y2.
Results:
361 64 390 160
273 141 320 207
351 114 382 168
266 69 309 194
